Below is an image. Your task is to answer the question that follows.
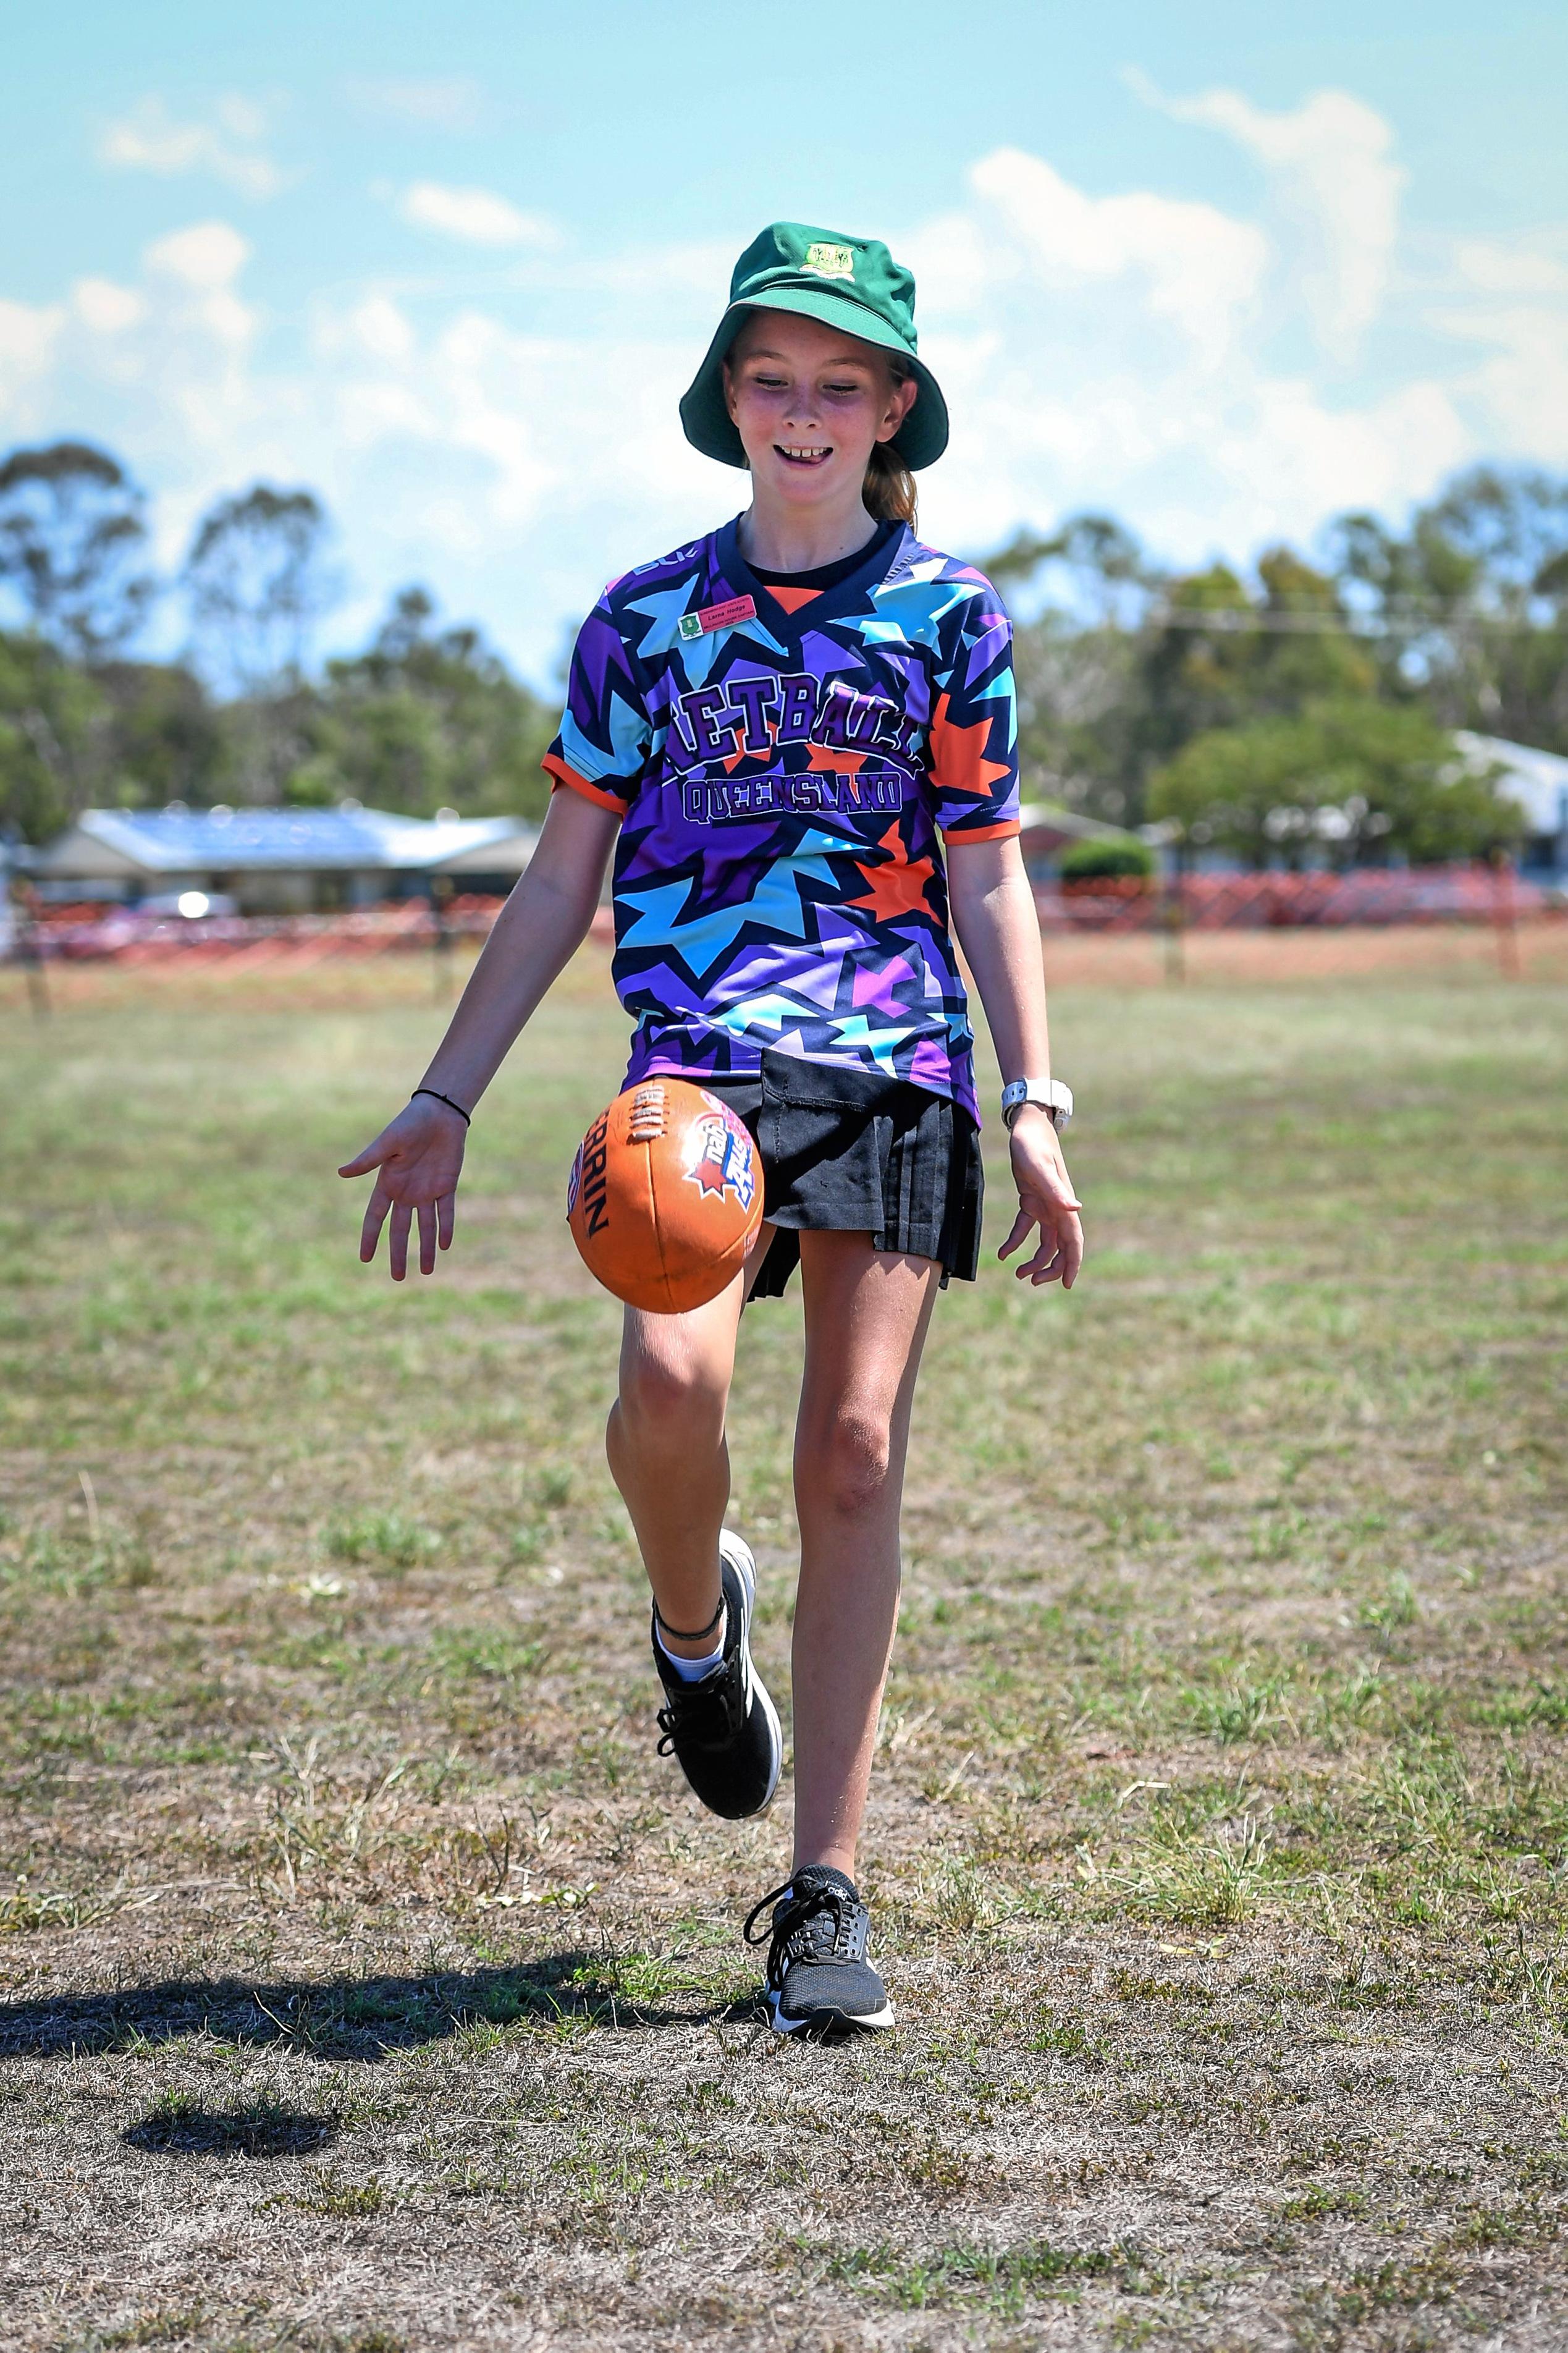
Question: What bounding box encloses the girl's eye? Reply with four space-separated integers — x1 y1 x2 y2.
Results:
824 382 865 397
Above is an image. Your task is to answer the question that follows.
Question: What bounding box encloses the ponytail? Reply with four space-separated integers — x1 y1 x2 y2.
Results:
863 358 918 525
863 439 918 527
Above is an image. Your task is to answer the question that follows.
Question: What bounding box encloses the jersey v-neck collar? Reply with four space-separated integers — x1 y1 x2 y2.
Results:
716 514 909 639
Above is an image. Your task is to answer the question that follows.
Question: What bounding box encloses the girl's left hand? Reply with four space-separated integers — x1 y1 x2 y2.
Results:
997 1107 1084 1288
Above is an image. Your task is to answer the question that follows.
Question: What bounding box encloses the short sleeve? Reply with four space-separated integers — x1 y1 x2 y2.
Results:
925 582 1021 843
542 598 652 817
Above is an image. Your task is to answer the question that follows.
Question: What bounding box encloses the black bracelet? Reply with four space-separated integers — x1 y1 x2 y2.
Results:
653 1594 725 1644
411 1087 471 1126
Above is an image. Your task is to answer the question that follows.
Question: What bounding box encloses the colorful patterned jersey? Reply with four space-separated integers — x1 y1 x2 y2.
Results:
543 516 1020 1123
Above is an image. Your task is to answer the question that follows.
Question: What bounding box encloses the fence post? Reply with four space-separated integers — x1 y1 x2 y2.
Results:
1491 853 1520 981
431 877 455 999
1162 863 1185 984
11 881 51 1020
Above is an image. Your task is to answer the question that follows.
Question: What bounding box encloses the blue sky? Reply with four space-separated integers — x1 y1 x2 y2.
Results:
4 0 1566 685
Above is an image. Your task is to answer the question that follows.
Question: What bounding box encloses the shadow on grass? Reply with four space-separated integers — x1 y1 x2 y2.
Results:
1 1953 758 2060
124 2095 340 2157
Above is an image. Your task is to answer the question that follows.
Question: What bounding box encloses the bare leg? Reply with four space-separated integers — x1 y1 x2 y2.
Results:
605 1222 774 1658
790 1233 941 1875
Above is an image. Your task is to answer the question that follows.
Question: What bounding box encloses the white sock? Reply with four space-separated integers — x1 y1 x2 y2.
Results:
656 1609 727 1681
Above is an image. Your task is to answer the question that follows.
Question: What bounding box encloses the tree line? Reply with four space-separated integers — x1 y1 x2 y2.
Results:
987 471 1568 867
0 443 556 843
2 439 1564 862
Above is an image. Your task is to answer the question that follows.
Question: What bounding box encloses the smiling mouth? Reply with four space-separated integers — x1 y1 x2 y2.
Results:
776 444 831 467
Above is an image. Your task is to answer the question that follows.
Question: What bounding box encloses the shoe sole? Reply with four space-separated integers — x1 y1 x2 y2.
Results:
765 1988 896 2036
719 1529 783 1819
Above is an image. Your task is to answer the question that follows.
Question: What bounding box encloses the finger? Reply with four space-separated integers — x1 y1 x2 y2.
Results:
1023 1212 1084 1289
1059 1212 1085 1290
437 1192 456 1252
1019 1234 1064 1284
416 1199 437 1278
358 1181 393 1264
389 1200 413 1283
339 1137 390 1180
996 1207 1033 1262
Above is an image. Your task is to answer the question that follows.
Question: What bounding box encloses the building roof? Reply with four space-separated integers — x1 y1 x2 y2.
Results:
31 805 534 879
1017 801 1136 851
1454 733 1568 835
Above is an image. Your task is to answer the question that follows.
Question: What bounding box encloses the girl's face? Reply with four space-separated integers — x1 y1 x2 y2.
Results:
723 311 917 513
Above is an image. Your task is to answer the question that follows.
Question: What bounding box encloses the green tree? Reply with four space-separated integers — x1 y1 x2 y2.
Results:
988 513 1160 824
995 523 1377 830
1149 699 1525 869
1324 466 1568 748
1058 835 1155 882
0 441 155 659
180 485 340 805
299 587 557 819
0 632 115 839
182 484 338 697
94 659 226 808
1138 552 1373 763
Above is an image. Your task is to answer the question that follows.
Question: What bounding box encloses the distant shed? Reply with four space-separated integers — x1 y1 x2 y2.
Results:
1016 801 1141 877
1454 733 1568 876
29 805 537 913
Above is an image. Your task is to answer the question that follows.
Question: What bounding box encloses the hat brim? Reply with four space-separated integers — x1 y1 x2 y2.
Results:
678 289 948 472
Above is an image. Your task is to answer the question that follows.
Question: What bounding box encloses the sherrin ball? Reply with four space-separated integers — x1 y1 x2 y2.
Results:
567 1078 764 1314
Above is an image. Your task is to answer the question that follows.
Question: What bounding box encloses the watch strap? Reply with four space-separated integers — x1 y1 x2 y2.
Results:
1001 1078 1073 1130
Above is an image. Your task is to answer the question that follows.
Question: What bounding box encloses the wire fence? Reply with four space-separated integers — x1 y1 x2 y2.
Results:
5 864 1566 1003
1035 862 1555 933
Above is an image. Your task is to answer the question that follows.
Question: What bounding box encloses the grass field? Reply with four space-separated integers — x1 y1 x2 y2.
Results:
2 944 1566 2352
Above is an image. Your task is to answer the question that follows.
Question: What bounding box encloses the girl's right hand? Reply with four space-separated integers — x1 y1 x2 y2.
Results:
338 1097 468 1280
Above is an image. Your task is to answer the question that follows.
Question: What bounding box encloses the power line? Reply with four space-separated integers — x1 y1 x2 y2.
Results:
1131 603 1550 641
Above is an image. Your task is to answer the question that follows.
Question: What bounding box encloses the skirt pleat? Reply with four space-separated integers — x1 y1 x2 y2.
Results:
695 1050 984 1299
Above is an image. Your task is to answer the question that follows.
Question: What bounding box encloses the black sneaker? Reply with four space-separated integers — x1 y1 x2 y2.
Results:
743 1865 894 2035
652 1531 782 1820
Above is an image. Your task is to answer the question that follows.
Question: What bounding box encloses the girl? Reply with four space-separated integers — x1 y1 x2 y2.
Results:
341 222 1083 2037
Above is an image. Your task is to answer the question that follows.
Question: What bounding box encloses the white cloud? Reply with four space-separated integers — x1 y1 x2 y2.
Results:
72 278 145 336
9 113 1567 675
1450 237 1568 298
98 96 284 200
1132 75 1404 360
0 297 64 427
397 182 558 250
146 221 251 295
963 147 1267 349
906 139 1462 571
349 77 487 132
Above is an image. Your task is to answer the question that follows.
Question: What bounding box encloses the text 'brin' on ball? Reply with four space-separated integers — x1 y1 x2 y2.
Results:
567 1078 764 1314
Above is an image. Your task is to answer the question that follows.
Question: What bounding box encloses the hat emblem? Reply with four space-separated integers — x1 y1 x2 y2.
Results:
802 241 856 281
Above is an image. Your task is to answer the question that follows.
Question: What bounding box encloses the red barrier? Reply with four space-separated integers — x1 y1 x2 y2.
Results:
18 867 1562 968
1034 864 1557 932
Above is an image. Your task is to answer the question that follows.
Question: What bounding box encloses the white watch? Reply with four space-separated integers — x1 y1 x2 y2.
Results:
1001 1077 1073 1131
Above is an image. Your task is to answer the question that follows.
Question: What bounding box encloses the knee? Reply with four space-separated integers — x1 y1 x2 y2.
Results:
803 1410 895 1522
616 1351 724 1448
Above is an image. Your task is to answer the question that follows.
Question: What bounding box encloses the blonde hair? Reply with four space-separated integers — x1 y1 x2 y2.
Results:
864 358 917 526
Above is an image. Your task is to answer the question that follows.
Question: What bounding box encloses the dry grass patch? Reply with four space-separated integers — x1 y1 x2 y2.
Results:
2 951 1566 2349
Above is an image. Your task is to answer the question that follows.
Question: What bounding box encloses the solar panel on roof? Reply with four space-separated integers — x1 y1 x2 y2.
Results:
76 808 527 871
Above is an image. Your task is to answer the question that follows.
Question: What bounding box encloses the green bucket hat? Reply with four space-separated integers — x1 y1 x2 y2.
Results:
680 221 948 473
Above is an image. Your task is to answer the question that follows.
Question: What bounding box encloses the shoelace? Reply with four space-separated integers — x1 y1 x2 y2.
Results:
742 1875 852 1987
654 1668 735 1756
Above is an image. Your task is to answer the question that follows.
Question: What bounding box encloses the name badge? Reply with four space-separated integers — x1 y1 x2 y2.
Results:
678 594 756 641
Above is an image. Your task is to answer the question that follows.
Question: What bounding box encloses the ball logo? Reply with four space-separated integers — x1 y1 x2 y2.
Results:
685 1101 757 1215
567 1109 611 1235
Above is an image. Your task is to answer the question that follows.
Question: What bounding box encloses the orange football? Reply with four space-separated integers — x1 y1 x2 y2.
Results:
567 1078 764 1313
